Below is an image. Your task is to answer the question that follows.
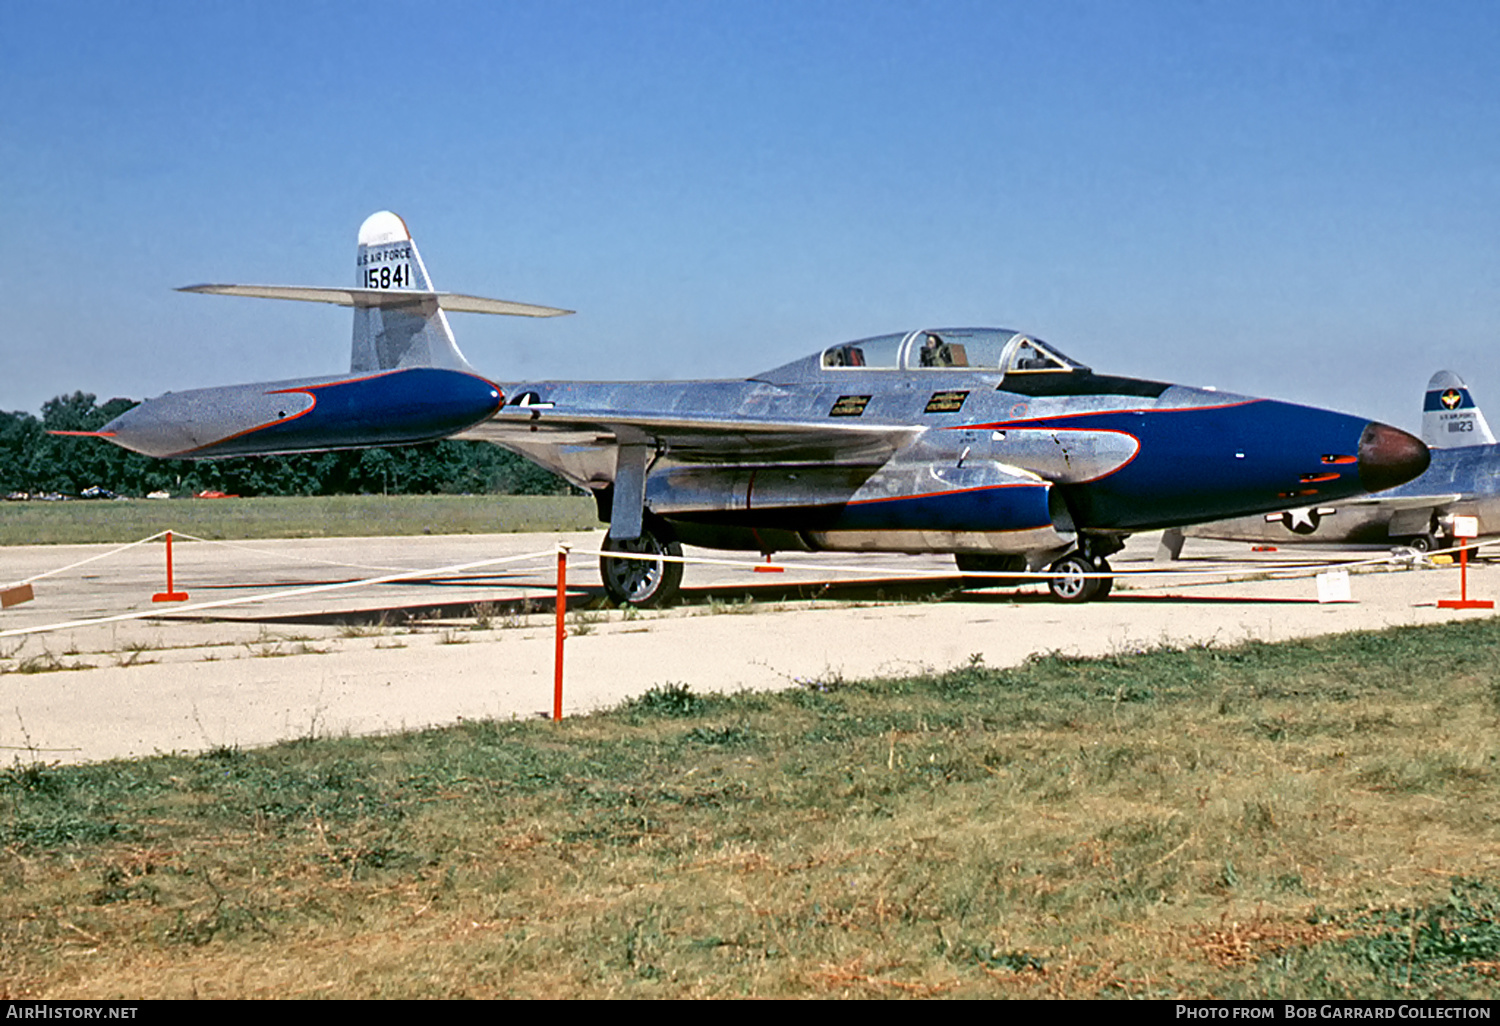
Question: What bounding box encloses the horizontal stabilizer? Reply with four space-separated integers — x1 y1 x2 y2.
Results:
178 284 573 318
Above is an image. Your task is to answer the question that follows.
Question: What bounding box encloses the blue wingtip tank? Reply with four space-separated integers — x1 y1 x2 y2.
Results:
97 366 505 459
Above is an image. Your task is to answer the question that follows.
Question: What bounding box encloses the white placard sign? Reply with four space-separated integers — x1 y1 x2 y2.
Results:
1316 569 1353 604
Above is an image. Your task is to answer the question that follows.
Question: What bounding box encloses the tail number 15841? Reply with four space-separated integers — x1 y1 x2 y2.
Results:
365 263 411 289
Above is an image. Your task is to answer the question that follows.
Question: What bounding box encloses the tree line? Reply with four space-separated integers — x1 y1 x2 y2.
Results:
1 392 573 498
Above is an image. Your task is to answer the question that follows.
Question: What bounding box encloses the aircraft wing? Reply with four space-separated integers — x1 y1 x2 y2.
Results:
1336 493 1463 509
179 284 573 317
465 406 926 540
463 407 922 464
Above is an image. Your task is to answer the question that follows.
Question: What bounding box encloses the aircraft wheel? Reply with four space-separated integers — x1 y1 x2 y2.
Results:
954 553 1028 588
600 527 684 608
1403 534 1436 553
1047 554 1102 603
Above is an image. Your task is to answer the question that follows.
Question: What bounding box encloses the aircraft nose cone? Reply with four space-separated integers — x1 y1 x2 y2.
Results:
1357 422 1430 493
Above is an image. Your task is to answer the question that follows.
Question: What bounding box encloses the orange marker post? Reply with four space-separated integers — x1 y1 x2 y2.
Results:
1438 517 1492 610
152 531 189 602
553 544 568 720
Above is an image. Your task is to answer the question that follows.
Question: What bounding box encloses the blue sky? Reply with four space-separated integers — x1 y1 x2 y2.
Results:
4 0 1499 430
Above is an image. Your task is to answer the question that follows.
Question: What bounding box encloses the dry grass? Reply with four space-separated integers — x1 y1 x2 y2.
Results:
3 620 1499 998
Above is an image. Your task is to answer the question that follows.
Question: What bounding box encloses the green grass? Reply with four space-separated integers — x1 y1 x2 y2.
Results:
0 494 599 545
2 618 1499 998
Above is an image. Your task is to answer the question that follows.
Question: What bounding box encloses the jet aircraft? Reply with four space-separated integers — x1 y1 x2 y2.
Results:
1168 370 1496 555
74 212 1430 604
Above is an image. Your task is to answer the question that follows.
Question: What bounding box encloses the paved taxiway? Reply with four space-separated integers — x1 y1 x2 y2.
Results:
1 529 1494 764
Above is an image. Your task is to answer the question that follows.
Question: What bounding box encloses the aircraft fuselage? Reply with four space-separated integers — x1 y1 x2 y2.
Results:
463 336 1424 558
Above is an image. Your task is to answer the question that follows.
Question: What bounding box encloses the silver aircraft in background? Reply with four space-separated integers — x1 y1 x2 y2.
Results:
1167 370 1497 556
65 213 1429 605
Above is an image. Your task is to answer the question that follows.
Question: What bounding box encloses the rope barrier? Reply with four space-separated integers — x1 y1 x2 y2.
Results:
4 530 1495 726
166 531 430 575
576 538 1500 584
5 531 170 588
4 529 554 594
4 526 1496 641
0 547 560 639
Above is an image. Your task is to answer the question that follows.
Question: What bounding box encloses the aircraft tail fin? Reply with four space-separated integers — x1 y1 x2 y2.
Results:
178 211 572 374
348 211 467 373
1421 370 1495 447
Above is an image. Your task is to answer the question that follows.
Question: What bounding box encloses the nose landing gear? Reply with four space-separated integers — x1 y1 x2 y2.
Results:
1046 552 1114 602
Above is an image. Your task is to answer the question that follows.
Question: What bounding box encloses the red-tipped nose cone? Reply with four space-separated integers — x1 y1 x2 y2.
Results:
1357 422 1430 493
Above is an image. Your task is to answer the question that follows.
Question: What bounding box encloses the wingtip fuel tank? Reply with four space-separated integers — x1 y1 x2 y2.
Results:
97 368 504 459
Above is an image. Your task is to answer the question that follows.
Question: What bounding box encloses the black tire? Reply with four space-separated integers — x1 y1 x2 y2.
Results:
1403 534 1436 553
1047 554 1101 603
600 526 684 608
954 553 1028 588
1094 557 1114 598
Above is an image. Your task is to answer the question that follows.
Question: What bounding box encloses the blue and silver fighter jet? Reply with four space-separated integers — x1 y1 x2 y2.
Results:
77 212 1430 604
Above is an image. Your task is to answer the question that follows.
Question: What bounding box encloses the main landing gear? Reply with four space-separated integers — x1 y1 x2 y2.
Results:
599 520 684 608
1398 533 1443 554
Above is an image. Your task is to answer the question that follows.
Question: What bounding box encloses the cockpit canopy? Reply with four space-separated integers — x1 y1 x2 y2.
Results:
819 329 1087 375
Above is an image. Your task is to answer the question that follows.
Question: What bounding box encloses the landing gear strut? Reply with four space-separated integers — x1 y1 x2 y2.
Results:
600 520 684 608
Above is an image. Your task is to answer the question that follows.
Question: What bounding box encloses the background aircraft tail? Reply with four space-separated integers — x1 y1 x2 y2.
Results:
178 210 573 374
1421 370 1495 447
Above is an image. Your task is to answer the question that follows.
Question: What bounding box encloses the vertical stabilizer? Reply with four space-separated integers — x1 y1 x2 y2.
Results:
1421 370 1495 447
352 212 474 373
